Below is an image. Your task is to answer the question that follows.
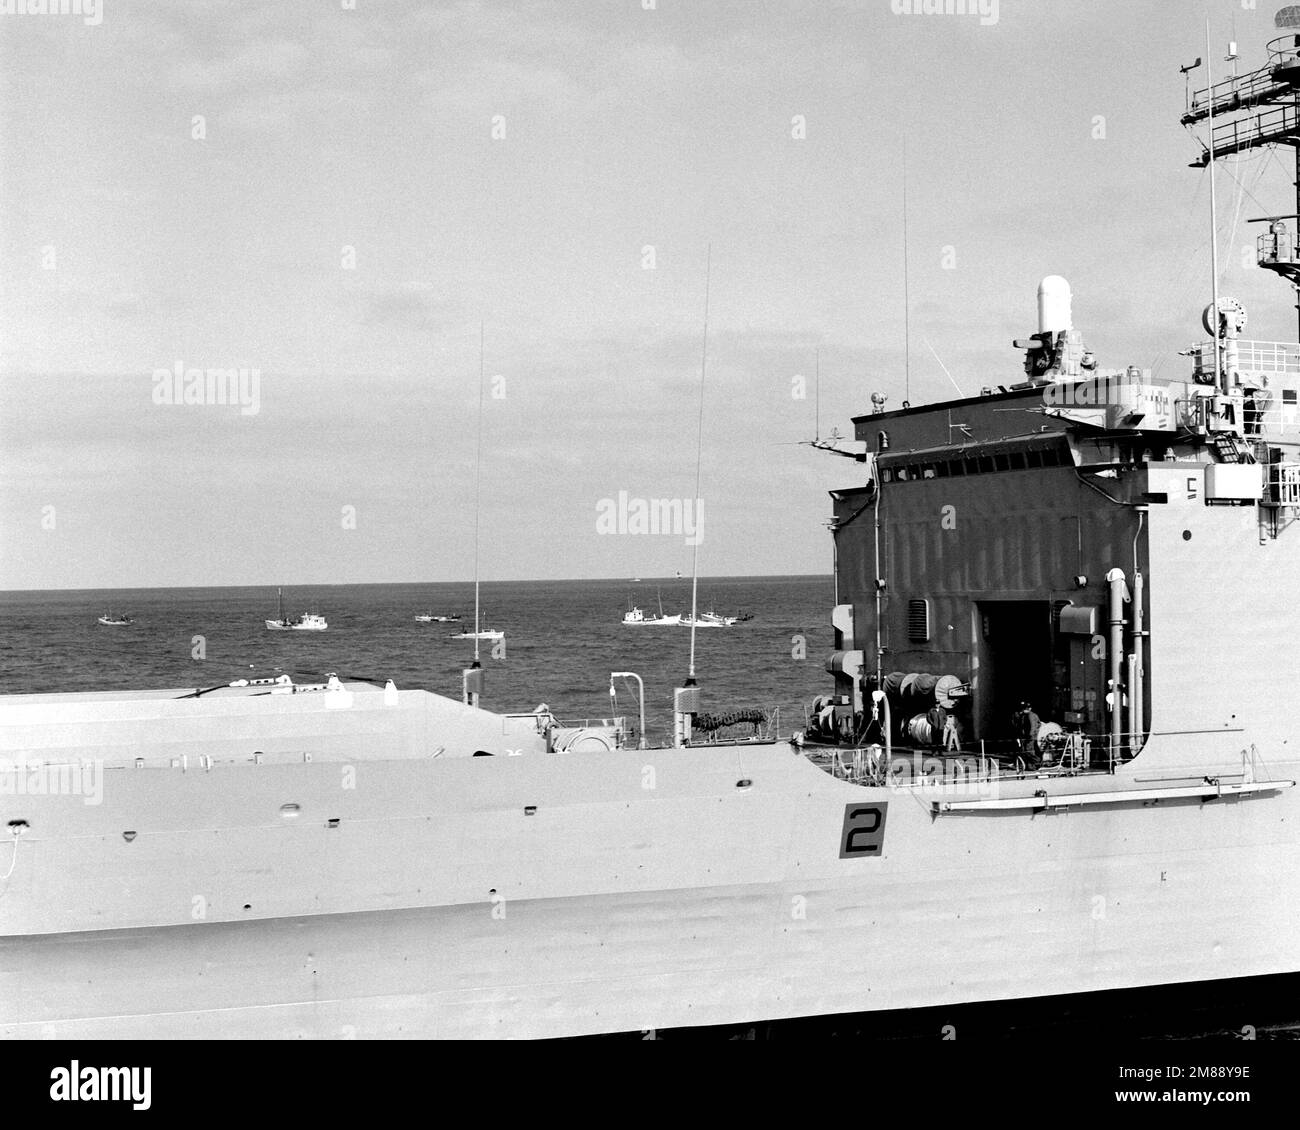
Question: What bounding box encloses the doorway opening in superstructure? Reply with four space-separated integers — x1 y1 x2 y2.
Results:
972 601 1056 757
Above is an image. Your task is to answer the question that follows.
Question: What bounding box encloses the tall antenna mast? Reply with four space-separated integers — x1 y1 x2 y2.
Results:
687 244 711 683
814 348 820 442
473 321 485 664
903 136 912 406
1206 19 1224 391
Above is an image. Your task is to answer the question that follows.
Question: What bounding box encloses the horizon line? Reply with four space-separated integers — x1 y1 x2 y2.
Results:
0 572 832 595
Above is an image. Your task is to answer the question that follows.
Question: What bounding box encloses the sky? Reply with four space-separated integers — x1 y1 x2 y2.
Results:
2 0 1297 588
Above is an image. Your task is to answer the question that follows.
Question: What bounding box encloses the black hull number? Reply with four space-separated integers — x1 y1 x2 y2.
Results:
839 802 888 859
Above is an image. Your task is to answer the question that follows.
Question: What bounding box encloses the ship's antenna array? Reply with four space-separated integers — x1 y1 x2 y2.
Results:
1206 19 1224 390
902 135 912 407
1182 6 1300 345
814 348 820 442
687 244 711 683
473 322 485 664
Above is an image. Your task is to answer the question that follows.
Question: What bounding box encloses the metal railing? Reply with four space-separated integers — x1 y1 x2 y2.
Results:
1190 339 1300 379
1268 462 1300 505
1259 229 1300 267
1202 102 1300 160
1185 64 1288 122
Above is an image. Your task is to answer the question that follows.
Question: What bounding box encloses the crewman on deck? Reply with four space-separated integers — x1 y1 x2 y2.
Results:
1013 702 1041 766
942 713 960 752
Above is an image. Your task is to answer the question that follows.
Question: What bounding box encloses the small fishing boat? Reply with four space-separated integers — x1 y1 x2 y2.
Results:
97 612 133 626
622 606 681 625
265 588 327 631
679 614 729 629
450 627 504 640
623 590 680 625
415 614 461 623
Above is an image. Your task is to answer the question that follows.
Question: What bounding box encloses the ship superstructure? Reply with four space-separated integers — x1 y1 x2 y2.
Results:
808 275 1300 790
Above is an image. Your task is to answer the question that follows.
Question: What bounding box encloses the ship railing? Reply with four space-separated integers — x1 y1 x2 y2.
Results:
1202 102 1300 159
1267 461 1300 506
1184 51 1292 120
1187 403 1300 440
1266 35 1300 67
548 716 628 731
1189 339 1300 380
1257 229 1300 267
810 727 1150 787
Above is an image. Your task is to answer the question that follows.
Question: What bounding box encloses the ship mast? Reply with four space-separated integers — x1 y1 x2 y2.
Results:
902 136 912 407
687 245 711 683
1206 20 1224 391
460 324 487 708
673 247 712 748
473 322 484 665
1183 6 1300 345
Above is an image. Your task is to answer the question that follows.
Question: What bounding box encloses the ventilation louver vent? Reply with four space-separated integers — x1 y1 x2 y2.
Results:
907 599 930 642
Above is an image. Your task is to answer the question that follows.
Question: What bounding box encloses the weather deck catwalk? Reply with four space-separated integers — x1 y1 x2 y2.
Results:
4 20 1300 1041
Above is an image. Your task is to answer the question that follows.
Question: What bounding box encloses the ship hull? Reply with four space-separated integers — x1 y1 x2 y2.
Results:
3 734 1296 1039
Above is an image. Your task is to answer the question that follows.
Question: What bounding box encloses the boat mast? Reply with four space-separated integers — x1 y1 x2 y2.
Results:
473 322 485 663
687 245 711 680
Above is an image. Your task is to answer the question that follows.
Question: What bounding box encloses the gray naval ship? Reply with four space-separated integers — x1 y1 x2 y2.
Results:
4 24 1300 1041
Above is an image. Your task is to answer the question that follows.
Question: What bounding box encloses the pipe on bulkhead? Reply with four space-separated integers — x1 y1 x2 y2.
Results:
1130 509 1146 756
1131 570 1145 754
1126 654 1138 758
872 690 892 762
1105 568 1128 766
872 448 885 691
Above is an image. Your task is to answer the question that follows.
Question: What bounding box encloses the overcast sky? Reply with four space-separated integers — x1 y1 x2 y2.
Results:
1 0 1295 588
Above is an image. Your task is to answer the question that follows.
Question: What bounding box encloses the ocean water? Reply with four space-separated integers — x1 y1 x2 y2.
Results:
0 576 834 743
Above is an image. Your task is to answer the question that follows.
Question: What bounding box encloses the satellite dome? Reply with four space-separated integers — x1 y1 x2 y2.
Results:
1037 275 1073 334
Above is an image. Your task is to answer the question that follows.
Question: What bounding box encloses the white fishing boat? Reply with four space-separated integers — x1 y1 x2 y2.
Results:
622 606 681 625
415 614 461 623
96 612 133 626
264 588 327 631
679 613 728 628
449 627 504 640
698 611 742 627
623 590 680 625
